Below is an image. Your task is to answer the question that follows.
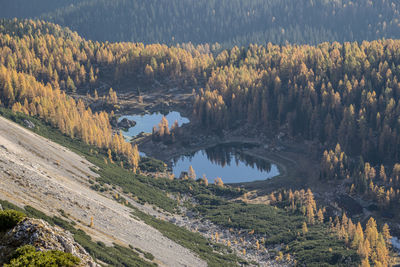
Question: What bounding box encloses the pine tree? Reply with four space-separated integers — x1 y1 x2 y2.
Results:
381 223 391 245
365 217 379 248
202 174 209 186
379 165 387 182
306 203 315 224
352 222 365 249
317 209 324 224
360 257 370 267
375 234 389 266
214 177 224 187
188 165 196 180
107 149 113 162
302 222 308 235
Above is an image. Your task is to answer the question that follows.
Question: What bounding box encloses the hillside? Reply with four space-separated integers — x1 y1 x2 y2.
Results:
0 115 206 267
0 18 397 266
1 0 400 46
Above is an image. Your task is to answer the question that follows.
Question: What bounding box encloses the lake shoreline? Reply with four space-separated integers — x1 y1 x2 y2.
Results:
139 133 285 184
170 143 280 184
118 110 282 184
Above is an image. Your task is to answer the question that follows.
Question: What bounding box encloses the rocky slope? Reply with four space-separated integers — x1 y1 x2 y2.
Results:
0 116 206 267
0 218 97 266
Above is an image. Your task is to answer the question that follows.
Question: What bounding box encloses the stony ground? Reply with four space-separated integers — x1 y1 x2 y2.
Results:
116 188 287 267
0 116 206 267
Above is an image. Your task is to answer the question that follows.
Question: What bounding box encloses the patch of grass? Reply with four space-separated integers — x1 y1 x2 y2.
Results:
288 225 360 266
0 210 26 231
195 194 301 244
133 247 155 261
94 163 178 212
139 157 166 172
140 176 243 199
193 195 360 266
73 229 156 267
144 251 155 261
131 207 244 267
5 245 80 267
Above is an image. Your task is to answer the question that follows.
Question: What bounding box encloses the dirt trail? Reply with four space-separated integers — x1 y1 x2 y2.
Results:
0 116 206 267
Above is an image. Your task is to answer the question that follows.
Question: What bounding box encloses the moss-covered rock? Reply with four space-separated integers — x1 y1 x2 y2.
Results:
0 218 98 266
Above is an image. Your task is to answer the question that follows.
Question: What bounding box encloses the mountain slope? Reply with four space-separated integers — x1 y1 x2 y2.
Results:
0 115 206 267
0 0 77 19
2 0 400 46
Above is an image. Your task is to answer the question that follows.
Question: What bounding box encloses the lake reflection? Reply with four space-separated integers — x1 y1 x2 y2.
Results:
119 111 189 137
172 143 279 183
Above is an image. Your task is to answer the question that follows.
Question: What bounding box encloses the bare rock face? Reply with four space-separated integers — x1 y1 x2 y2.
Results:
0 218 98 266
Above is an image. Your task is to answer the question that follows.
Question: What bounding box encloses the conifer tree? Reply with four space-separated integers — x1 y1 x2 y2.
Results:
302 222 308 235
188 165 196 180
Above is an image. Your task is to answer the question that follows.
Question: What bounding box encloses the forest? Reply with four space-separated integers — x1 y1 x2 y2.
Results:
192 40 400 215
1 0 400 46
2 18 400 217
0 16 399 266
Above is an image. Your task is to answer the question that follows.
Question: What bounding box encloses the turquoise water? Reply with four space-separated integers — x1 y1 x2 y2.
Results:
172 143 279 183
119 111 189 137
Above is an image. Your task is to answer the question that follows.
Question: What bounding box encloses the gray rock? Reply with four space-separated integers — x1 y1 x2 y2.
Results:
23 119 35 129
0 218 98 266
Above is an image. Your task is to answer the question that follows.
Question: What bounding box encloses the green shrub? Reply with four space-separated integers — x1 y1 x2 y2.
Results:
139 157 166 172
0 210 26 231
144 252 155 261
5 245 80 267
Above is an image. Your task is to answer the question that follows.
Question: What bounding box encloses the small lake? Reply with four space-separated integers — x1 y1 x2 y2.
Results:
119 111 189 138
391 237 400 255
172 143 279 183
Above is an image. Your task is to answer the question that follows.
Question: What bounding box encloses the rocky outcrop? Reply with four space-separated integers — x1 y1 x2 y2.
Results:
0 218 98 266
23 119 35 129
110 117 136 129
118 118 136 129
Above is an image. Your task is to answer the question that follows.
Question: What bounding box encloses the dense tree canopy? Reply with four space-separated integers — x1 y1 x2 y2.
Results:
195 40 400 162
1 0 400 47
191 40 400 213
0 20 140 170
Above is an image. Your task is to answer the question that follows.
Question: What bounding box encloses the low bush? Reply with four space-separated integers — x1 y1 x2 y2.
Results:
0 210 26 231
5 245 80 267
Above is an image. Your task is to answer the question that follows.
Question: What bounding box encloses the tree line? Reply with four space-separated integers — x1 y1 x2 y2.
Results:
2 0 400 47
0 19 214 94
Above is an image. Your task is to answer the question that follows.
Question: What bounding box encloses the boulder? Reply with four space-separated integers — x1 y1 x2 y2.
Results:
0 218 98 266
23 119 35 129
